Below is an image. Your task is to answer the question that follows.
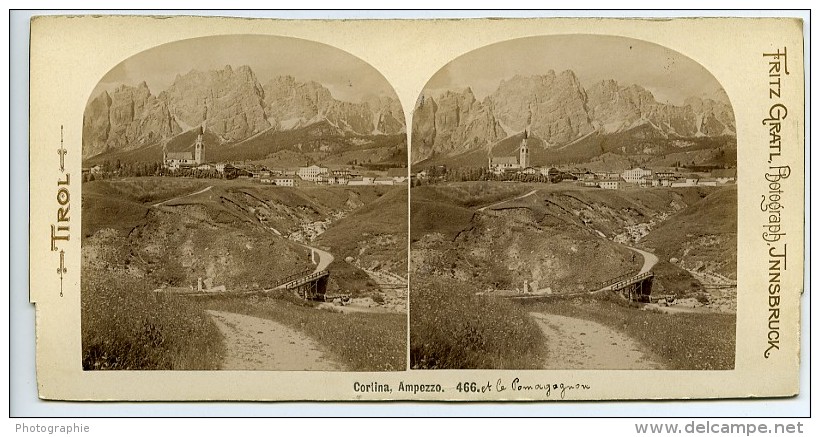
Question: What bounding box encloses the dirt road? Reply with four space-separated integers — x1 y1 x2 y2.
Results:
304 245 334 273
207 310 345 370
626 245 659 275
530 312 664 370
152 186 213 207
478 189 538 212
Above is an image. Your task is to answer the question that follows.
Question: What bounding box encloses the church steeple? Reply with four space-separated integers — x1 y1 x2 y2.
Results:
194 124 205 164
519 129 529 168
519 105 532 168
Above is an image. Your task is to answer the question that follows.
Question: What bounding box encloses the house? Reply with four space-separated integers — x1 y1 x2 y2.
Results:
348 176 376 186
297 165 328 182
374 176 394 185
598 176 623 190
572 169 595 181
655 170 675 179
217 163 237 176
542 167 565 183
324 169 351 185
89 164 102 174
637 175 661 188
519 167 539 175
599 180 622 190
387 168 408 183
622 167 652 184
671 175 700 188
274 177 295 187
712 168 737 184
698 177 718 187
594 171 620 180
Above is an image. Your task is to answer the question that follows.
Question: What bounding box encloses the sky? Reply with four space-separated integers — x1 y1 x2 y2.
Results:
91 34 397 103
423 34 730 106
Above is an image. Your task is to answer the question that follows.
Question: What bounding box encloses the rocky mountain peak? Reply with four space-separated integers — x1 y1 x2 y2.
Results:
83 65 405 159
412 70 736 163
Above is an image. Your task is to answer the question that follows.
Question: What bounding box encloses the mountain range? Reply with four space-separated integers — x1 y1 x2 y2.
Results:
82 65 406 160
411 69 736 166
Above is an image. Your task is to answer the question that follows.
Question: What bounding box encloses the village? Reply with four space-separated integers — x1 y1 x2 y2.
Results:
414 129 736 189
83 128 409 187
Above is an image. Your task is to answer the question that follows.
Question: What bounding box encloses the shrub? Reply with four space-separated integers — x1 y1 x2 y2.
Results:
371 293 386 304
410 278 546 369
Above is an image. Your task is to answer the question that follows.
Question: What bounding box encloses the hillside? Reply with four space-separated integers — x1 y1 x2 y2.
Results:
411 183 732 296
82 179 315 291
641 185 737 280
83 178 405 294
81 178 407 372
315 187 408 291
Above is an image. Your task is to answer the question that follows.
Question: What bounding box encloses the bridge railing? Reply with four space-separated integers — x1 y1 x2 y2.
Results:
283 270 329 289
272 268 314 288
598 271 639 289
609 271 654 291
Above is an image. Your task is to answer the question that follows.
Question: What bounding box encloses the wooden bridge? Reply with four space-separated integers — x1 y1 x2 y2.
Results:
599 271 654 302
276 269 331 301
173 268 332 301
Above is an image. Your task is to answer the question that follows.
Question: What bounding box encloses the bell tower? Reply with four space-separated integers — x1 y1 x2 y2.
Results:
194 125 204 164
519 128 530 168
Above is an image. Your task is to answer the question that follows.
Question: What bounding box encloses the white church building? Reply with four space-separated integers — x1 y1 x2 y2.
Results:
488 129 531 174
164 127 205 171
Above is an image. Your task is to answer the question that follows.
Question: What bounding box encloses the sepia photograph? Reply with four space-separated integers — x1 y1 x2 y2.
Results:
80 35 408 371
25 14 803 402
410 35 738 370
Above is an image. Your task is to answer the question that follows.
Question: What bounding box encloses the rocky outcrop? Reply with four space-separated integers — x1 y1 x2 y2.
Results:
490 71 594 146
82 91 112 158
410 96 438 163
365 95 405 135
160 65 270 141
262 76 335 129
262 76 406 135
83 67 405 159
411 88 505 162
82 82 180 157
586 79 658 133
412 70 735 163
586 80 735 137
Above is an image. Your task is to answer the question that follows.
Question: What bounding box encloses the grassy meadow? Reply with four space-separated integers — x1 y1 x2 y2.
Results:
82 268 224 370
204 296 406 371
410 278 546 369
525 294 736 370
